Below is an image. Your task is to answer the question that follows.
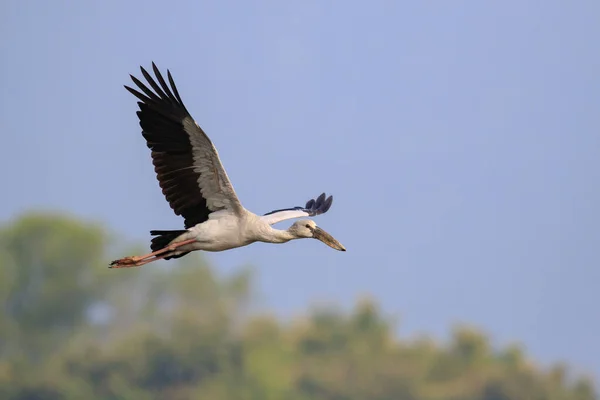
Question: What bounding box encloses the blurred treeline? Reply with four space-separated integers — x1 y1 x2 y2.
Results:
0 213 596 400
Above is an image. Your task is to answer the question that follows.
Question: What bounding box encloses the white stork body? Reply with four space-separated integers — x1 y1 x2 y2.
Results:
176 211 254 253
110 63 345 268
172 212 298 253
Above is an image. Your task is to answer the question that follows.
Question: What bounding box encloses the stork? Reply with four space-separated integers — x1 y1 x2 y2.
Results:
109 63 345 268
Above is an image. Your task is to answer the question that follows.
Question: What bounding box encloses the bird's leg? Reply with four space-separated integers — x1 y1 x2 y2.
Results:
112 254 168 268
109 238 197 268
130 255 166 267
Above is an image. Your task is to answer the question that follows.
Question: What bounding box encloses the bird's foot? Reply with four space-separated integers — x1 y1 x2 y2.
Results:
109 256 141 268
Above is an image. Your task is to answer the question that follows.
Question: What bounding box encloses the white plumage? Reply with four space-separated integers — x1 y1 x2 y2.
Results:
110 63 345 268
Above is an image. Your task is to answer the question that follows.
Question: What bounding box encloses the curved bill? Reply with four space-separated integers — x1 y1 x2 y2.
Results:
312 227 346 251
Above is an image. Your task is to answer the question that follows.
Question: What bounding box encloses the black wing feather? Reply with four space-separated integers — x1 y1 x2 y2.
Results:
126 62 211 229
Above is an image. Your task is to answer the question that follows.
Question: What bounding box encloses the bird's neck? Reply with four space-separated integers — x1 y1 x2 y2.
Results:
262 227 295 243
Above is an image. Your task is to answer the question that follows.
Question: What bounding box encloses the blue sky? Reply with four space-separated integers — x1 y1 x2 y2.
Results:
2 0 599 380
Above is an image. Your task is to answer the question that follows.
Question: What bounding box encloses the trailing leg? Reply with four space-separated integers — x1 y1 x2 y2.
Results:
109 238 196 268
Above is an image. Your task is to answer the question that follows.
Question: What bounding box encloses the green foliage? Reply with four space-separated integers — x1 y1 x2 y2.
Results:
0 212 596 399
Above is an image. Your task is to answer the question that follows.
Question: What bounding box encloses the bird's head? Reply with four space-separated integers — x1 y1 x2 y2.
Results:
289 220 346 251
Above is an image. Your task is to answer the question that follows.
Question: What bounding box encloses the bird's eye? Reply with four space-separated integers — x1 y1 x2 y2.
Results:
305 224 310 228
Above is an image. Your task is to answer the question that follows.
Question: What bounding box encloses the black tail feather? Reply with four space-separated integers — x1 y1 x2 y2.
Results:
150 230 189 260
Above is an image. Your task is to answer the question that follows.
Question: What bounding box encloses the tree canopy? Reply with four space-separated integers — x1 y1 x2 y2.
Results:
0 213 596 400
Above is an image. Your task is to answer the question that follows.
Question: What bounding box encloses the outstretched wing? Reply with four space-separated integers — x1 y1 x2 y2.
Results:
260 193 333 225
124 62 244 229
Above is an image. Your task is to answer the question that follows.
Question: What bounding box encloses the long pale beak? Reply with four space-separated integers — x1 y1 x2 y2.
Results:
312 227 346 251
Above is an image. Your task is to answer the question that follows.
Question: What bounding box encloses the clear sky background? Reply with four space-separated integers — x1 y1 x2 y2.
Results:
2 0 599 381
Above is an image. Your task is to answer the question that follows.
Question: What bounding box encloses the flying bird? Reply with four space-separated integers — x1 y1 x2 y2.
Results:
110 63 345 268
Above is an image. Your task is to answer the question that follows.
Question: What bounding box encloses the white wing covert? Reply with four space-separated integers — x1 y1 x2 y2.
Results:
260 193 333 225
